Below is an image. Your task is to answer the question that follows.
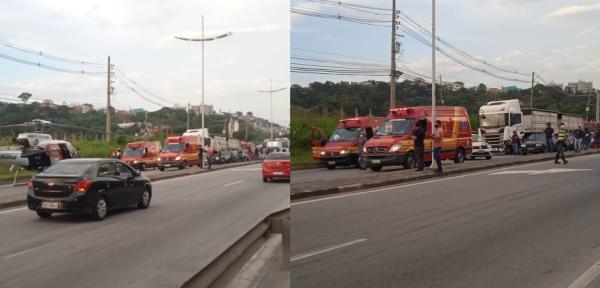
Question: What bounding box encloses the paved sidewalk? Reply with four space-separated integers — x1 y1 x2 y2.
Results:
291 149 600 200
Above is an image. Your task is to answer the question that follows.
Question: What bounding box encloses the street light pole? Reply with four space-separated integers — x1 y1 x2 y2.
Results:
259 80 287 141
430 0 438 169
174 17 232 138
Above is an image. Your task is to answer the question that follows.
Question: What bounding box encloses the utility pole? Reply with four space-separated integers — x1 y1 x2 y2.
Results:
390 0 397 110
202 15 205 137
530 71 535 109
439 74 444 104
430 0 438 169
106 56 112 142
586 93 591 120
186 103 190 131
144 111 148 140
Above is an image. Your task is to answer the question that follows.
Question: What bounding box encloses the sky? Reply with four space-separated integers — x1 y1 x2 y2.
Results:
291 0 600 90
0 0 290 126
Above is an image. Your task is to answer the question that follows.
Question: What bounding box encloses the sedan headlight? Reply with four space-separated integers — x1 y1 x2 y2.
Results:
389 144 401 153
175 156 181 161
320 151 326 156
133 160 139 164
521 144 526 147
340 149 348 155
363 147 367 153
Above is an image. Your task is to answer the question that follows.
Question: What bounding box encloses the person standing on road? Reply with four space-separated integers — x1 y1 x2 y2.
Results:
358 131 367 170
555 124 568 165
583 127 591 150
433 120 443 173
511 131 521 155
412 120 426 173
198 145 204 168
206 144 213 169
544 122 555 152
573 126 583 152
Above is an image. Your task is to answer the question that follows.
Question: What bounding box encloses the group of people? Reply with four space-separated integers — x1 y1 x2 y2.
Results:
412 120 445 173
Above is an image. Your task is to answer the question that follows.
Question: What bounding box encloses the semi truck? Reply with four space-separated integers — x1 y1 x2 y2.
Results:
479 99 584 153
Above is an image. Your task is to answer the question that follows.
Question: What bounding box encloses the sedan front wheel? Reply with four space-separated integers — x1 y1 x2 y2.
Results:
138 190 151 209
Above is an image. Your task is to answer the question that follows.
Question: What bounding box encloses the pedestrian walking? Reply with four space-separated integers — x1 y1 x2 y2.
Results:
198 145 204 168
511 131 520 155
583 127 591 150
206 144 213 169
412 120 426 173
573 126 583 152
358 131 367 170
433 120 443 172
544 122 554 152
554 124 568 165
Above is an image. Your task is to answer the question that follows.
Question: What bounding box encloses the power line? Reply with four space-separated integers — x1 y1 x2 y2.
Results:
0 52 105 76
291 7 391 27
306 0 392 16
114 77 169 108
0 40 105 67
113 67 176 106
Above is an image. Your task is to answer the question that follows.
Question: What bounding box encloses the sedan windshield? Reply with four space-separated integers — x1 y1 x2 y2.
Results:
124 148 143 156
376 119 415 136
42 162 93 176
163 143 184 152
329 128 360 142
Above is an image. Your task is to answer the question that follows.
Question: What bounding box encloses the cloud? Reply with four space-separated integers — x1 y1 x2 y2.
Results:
543 3 600 20
579 27 596 36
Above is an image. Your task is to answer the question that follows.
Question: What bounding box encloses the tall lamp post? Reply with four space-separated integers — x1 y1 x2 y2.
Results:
174 15 232 138
259 79 286 140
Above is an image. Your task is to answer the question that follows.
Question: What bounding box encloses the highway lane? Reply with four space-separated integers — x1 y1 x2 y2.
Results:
0 164 289 288
291 154 600 288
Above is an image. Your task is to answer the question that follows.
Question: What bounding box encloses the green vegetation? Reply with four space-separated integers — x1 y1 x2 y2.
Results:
291 80 594 165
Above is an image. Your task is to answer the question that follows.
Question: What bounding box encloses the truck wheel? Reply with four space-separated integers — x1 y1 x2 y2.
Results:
486 156 492 160
159 167 165 171
403 152 416 169
326 164 336 170
179 161 187 170
454 148 465 163
370 166 382 172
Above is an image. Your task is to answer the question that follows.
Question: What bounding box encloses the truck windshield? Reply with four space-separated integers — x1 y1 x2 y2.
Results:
124 148 143 156
163 143 184 152
376 119 415 136
329 128 360 142
479 114 507 128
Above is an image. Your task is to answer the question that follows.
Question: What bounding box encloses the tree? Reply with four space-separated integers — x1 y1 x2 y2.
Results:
18 92 32 103
477 83 487 93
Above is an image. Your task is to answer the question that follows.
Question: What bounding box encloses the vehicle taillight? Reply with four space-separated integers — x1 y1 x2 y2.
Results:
75 180 93 192
27 180 33 189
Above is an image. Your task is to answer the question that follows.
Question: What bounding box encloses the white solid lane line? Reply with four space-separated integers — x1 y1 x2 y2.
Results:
291 238 368 262
1 243 47 260
291 160 569 206
223 180 244 187
567 258 600 288
0 207 27 215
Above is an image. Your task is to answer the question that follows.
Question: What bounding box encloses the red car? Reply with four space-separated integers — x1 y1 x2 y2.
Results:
262 152 290 182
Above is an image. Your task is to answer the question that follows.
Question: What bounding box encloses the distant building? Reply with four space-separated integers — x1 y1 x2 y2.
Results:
488 88 501 94
502 86 519 93
41 99 56 108
116 109 132 117
547 82 564 90
130 108 145 114
452 82 464 92
567 80 593 94
190 104 214 115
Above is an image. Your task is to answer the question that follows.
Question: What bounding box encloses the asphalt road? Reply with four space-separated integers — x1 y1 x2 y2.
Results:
0 163 289 288
291 154 600 288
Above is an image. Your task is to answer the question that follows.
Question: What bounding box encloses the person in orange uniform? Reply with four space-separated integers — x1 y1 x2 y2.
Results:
433 120 444 172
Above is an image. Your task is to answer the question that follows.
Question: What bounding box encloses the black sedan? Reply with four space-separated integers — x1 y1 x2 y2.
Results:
520 132 547 155
27 158 152 220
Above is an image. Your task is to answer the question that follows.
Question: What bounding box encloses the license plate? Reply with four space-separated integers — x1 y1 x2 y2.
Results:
328 161 335 165
41 201 60 209
273 171 284 175
371 159 381 164
164 164 171 167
